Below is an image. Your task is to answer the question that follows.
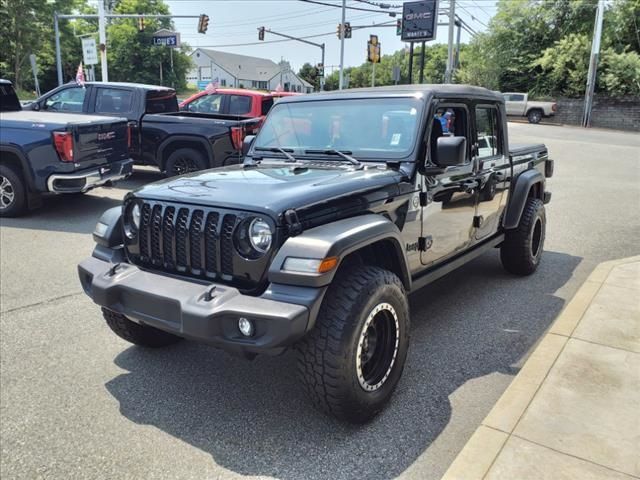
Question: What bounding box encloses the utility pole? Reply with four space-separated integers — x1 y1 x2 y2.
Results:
454 19 462 69
419 41 425 83
444 0 456 83
98 0 108 82
339 0 346 90
54 13 63 85
582 0 605 127
408 43 414 84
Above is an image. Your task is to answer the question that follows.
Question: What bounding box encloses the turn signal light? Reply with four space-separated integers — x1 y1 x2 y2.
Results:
53 131 74 162
318 257 338 273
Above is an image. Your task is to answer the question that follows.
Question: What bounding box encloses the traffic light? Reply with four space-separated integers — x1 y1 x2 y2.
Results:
258 26 265 41
317 63 324 77
197 14 209 34
396 19 402 36
336 23 342 39
367 35 381 63
137 16 145 32
344 22 352 38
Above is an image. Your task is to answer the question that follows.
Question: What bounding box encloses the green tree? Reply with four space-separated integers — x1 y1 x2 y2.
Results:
533 33 591 96
298 62 319 90
0 0 84 93
601 50 640 96
107 0 192 89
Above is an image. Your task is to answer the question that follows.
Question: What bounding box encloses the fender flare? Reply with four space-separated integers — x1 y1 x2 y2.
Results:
156 135 214 170
503 169 544 229
269 214 411 290
0 145 37 192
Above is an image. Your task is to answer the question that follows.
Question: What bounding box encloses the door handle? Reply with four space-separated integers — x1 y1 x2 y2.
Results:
461 180 478 193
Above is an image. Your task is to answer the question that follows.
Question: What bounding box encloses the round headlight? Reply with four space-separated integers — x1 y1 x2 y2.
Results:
124 202 141 239
249 218 272 253
131 203 141 230
234 216 273 259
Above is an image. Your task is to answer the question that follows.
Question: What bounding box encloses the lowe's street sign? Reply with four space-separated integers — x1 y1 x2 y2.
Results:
152 29 181 48
401 0 439 42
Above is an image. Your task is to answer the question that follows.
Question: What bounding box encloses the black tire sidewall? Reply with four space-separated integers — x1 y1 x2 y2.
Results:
165 147 207 177
527 201 546 266
332 269 410 419
528 109 542 124
0 164 27 217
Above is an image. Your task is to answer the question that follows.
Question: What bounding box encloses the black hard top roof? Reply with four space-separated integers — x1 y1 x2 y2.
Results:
278 84 503 103
0 79 12 85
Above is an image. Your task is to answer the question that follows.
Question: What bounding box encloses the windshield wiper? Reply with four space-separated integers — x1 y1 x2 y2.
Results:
304 149 362 168
253 146 297 163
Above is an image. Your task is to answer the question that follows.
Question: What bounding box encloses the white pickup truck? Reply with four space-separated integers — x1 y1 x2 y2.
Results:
503 93 557 124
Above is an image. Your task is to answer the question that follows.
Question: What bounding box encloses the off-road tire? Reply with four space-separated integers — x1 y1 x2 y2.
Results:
0 164 27 217
501 197 546 275
527 109 543 124
164 147 208 177
295 265 410 423
102 308 183 347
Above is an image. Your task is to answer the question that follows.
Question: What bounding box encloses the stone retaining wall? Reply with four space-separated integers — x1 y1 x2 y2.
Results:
553 95 640 131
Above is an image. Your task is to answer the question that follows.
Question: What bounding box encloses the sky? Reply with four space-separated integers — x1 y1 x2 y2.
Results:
163 0 498 74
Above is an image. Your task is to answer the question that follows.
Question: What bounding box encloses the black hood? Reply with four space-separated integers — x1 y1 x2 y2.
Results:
130 163 407 221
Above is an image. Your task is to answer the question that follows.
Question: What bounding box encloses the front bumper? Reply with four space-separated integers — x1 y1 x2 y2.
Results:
78 256 310 355
47 158 133 193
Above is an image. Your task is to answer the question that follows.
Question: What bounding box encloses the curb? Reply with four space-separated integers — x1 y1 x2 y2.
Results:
441 255 640 480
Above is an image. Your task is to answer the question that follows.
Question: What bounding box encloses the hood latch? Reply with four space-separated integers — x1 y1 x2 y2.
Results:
284 209 303 237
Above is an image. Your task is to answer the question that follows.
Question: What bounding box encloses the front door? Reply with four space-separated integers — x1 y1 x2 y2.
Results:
421 103 478 266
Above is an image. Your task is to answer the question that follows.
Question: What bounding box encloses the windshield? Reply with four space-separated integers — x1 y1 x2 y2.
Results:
253 97 423 160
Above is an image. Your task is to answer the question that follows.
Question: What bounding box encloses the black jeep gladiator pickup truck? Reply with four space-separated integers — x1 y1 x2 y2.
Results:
0 80 132 217
78 85 554 423
28 82 260 176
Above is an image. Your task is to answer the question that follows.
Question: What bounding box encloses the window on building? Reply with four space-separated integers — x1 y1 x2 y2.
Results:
220 79 226 87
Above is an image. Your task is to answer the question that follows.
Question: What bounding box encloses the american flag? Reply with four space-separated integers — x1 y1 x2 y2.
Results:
75 62 85 87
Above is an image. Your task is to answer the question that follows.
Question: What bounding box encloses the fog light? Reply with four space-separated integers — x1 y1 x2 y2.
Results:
238 317 254 337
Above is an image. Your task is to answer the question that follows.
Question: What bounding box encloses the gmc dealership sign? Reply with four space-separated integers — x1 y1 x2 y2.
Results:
401 0 439 42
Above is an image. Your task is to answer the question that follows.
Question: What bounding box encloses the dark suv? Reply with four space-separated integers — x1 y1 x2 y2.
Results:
79 85 553 423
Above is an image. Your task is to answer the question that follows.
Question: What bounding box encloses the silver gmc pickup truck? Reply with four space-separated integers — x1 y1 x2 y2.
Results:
503 92 557 124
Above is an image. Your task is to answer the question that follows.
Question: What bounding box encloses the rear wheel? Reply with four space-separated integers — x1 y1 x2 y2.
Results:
527 109 543 124
102 308 183 347
480 175 497 201
295 265 410 423
164 147 208 177
0 164 27 217
500 197 546 275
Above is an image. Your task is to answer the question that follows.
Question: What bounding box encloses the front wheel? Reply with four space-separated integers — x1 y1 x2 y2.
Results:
500 197 546 275
295 265 410 423
164 147 208 177
0 164 27 217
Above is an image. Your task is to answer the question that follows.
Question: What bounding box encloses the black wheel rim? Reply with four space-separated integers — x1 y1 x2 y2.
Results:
171 157 199 176
356 303 400 392
531 217 543 257
0 175 15 210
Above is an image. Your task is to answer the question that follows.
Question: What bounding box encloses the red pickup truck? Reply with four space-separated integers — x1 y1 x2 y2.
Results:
179 88 274 127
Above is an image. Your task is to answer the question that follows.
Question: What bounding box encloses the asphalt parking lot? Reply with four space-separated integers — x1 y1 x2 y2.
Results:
1 123 639 480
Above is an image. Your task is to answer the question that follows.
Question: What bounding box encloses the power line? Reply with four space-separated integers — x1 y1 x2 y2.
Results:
298 0 401 15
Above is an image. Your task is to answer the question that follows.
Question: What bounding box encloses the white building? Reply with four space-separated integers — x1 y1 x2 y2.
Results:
187 49 314 93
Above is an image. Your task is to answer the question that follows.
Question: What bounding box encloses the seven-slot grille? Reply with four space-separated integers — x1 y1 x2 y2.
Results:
129 201 240 279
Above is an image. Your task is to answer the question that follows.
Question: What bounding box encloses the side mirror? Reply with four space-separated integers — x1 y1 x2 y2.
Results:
31 102 40 111
242 135 256 156
436 136 467 167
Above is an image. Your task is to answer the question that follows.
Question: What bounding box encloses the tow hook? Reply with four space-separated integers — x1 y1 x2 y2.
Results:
107 263 121 276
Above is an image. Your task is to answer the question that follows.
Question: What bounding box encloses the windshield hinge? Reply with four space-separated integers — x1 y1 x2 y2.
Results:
284 209 303 237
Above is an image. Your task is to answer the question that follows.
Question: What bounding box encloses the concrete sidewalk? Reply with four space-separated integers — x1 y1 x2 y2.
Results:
443 256 640 480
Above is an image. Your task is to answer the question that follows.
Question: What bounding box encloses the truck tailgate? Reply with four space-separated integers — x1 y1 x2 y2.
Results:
70 118 130 168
